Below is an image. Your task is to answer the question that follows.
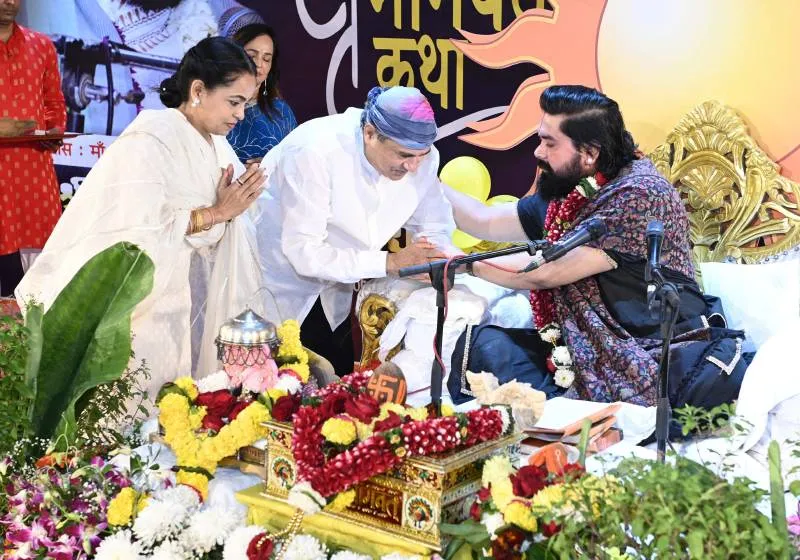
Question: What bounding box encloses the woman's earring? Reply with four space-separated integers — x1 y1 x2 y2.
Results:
262 80 268 96
192 98 200 107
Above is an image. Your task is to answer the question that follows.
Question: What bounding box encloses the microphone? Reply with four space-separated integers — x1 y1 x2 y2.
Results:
645 220 664 284
519 218 607 273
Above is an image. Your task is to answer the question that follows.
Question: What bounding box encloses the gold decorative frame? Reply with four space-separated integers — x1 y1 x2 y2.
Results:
649 100 800 267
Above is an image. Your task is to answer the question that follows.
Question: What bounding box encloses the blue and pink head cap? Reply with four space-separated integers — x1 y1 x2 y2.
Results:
361 86 438 150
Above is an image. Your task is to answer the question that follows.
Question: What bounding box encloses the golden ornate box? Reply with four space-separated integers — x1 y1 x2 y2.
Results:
261 420 522 552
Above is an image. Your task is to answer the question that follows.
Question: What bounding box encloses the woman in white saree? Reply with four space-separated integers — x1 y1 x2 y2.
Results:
15 37 268 404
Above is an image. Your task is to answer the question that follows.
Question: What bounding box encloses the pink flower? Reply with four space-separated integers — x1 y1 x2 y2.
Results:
240 359 280 393
788 514 800 536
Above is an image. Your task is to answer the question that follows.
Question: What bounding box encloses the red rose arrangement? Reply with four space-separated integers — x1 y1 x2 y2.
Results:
286 372 513 513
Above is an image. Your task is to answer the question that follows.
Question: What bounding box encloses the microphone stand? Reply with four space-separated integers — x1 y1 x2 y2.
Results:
649 267 682 463
398 241 548 416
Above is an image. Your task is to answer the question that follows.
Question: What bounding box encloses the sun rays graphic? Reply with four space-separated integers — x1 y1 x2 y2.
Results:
450 0 605 150
450 0 800 181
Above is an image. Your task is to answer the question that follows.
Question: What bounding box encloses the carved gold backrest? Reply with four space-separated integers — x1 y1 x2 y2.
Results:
649 100 800 270
358 293 399 365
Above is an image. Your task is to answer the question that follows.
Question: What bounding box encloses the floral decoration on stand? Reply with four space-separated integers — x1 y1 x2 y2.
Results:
157 320 310 499
157 376 271 499
287 371 513 514
529 173 607 389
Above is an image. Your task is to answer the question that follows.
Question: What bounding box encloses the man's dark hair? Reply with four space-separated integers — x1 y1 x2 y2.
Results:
539 85 637 179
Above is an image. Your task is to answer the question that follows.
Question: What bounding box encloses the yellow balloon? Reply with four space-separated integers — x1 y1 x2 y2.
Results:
452 228 481 251
486 194 519 206
439 156 491 202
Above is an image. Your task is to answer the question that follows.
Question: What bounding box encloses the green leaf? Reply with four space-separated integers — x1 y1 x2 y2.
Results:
686 530 704 557
440 520 489 539
23 303 43 424
443 536 465 560
30 242 154 445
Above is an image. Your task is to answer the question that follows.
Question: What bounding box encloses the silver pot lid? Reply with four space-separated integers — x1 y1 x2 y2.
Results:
216 308 279 346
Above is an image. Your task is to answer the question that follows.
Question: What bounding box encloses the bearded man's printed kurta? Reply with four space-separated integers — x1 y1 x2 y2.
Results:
0 23 66 255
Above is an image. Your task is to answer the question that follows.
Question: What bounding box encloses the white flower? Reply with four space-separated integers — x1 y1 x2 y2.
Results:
149 540 186 560
554 368 575 389
132 498 192 548
287 482 326 515
196 370 231 393
275 374 303 394
180 506 243 554
94 530 144 560
331 552 372 560
223 526 264 560
551 345 573 367
481 512 506 540
282 534 328 560
491 406 512 434
155 485 201 511
539 324 561 345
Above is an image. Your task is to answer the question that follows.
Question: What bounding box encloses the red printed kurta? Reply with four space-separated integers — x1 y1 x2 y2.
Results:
0 23 66 255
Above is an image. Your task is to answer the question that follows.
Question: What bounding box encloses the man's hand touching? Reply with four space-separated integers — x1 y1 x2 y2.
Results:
386 237 447 276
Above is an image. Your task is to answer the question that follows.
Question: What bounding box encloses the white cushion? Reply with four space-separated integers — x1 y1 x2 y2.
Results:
699 260 800 352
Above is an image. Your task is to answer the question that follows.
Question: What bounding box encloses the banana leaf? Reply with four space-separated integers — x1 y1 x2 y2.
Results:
30 241 154 444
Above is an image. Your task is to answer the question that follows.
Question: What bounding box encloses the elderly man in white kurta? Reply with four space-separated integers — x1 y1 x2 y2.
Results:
257 86 455 375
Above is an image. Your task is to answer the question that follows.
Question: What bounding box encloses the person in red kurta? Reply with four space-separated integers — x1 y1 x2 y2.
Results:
0 0 66 296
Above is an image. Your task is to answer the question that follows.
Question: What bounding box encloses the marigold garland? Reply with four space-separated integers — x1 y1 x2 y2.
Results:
159 377 270 498
529 173 607 389
288 372 512 512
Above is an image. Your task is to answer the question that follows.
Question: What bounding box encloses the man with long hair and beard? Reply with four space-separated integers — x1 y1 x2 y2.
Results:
443 85 745 428
18 0 262 134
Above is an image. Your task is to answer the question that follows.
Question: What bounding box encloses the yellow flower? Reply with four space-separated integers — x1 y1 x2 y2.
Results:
177 471 210 499
378 402 407 420
326 489 356 512
503 500 537 532
107 487 137 526
395 446 407 457
530 484 565 514
482 455 514 488
355 420 374 441
407 407 429 422
174 376 198 401
267 388 287 402
441 404 455 416
289 362 310 383
158 388 270 499
188 407 206 430
321 417 357 445
135 494 150 514
491 477 515 511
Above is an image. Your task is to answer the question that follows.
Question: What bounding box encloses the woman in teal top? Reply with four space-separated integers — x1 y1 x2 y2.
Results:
227 24 297 164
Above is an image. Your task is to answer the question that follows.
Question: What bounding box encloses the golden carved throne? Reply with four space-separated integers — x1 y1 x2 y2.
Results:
358 101 800 365
649 100 800 272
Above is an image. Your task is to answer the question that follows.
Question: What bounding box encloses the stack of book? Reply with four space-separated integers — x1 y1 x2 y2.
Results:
520 397 623 456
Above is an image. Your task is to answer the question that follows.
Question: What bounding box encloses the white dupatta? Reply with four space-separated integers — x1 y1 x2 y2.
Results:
16 109 266 402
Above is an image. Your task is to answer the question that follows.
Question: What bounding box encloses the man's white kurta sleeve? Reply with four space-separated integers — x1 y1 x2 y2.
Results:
403 152 457 250
278 147 388 283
